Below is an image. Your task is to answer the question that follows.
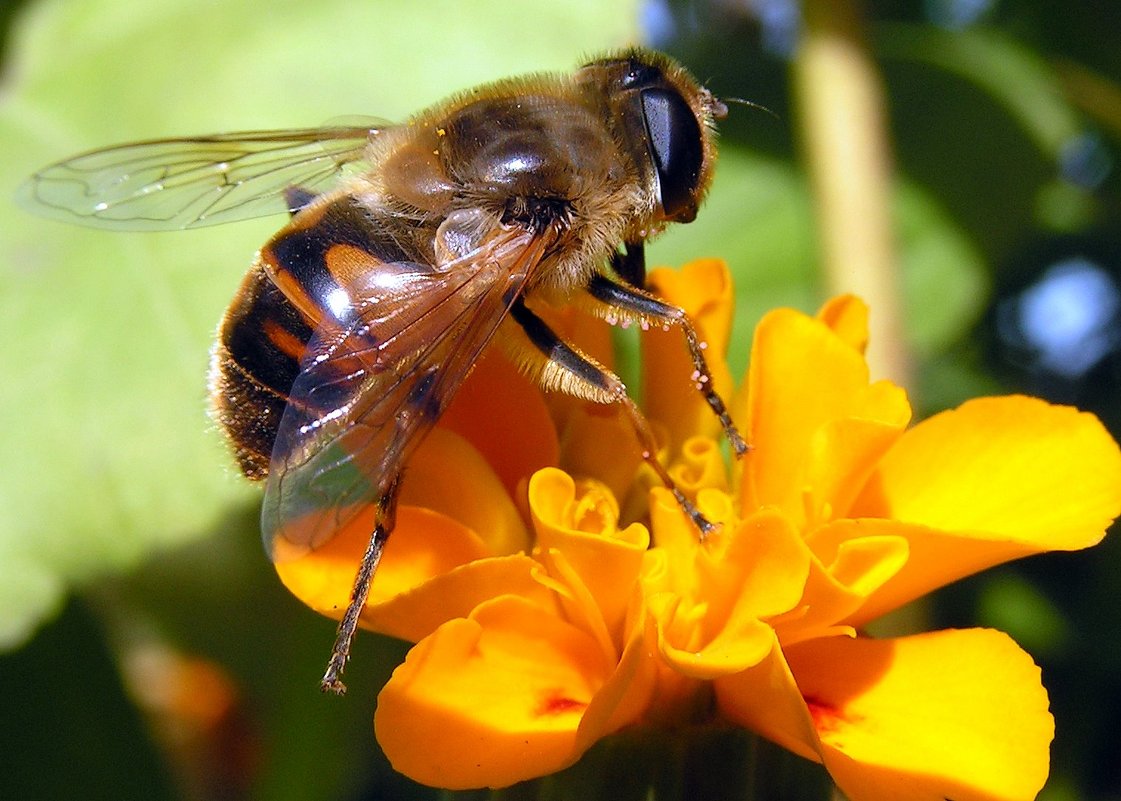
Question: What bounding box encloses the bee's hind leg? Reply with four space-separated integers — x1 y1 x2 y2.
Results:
320 476 400 695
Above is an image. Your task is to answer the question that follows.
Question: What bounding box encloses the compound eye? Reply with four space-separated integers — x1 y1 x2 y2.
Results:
640 88 703 221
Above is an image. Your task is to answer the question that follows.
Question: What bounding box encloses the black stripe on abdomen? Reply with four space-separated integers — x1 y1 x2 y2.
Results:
212 263 313 480
260 195 422 328
211 196 424 480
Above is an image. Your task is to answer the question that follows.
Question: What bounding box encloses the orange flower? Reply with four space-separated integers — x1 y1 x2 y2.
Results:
277 260 1121 799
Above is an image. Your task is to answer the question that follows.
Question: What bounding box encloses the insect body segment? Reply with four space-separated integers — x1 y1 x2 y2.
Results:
24 48 743 693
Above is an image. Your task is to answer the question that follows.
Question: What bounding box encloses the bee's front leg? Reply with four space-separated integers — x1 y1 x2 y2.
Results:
585 272 748 457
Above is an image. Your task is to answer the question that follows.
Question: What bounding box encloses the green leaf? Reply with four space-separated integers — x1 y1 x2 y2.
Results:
876 23 1081 158
0 0 639 648
895 180 989 356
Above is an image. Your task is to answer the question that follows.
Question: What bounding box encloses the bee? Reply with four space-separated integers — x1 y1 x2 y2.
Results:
23 47 747 693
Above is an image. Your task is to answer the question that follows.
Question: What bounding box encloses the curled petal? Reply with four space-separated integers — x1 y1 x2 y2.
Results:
820 518 1071 627
656 597 778 681
670 435 729 495
574 586 660 751
528 468 649 641
647 487 710 593
363 554 554 643
375 595 613 789
773 526 909 646
803 387 911 526
714 639 822 763
653 510 811 679
556 403 644 508
816 294 869 353
528 468 647 546
788 629 1053 801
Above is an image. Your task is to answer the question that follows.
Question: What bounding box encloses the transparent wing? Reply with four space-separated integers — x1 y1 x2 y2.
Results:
260 223 551 560
19 126 386 230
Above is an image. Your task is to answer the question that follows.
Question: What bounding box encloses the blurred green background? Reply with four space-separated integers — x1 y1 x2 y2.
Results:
1 0 1119 799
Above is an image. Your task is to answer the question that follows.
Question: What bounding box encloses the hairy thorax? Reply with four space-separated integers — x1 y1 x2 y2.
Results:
372 90 651 294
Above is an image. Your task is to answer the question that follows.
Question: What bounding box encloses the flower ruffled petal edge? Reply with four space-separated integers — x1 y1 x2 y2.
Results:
737 301 912 527
275 506 490 624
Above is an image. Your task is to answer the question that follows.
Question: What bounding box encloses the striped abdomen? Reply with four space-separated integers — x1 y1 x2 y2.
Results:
210 194 430 480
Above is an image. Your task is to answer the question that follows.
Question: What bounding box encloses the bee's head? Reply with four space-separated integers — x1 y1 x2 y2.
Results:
581 48 722 224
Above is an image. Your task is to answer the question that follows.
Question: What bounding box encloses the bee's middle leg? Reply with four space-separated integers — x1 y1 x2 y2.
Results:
507 298 716 535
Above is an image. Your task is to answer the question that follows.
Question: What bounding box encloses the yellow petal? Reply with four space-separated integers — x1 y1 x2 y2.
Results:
714 639 823 763
643 259 736 452
658 599 778 681
275 505 491 630
528 468 647 545
817 294 869 353
836 518 1060 625
787 629 1053 801
528 468 649 641
738 307 911 526
574 586 660 751
643 486 739 605
362 554 554 643
853 395 1121 547
846 396 1121 621
803 386 911 526
557 402 645 506
374 595 611 789
670 435 729 495
653 511 811 679
772 528 908 647
825 518 1095 627
401 427 529 557
647 487 705 590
